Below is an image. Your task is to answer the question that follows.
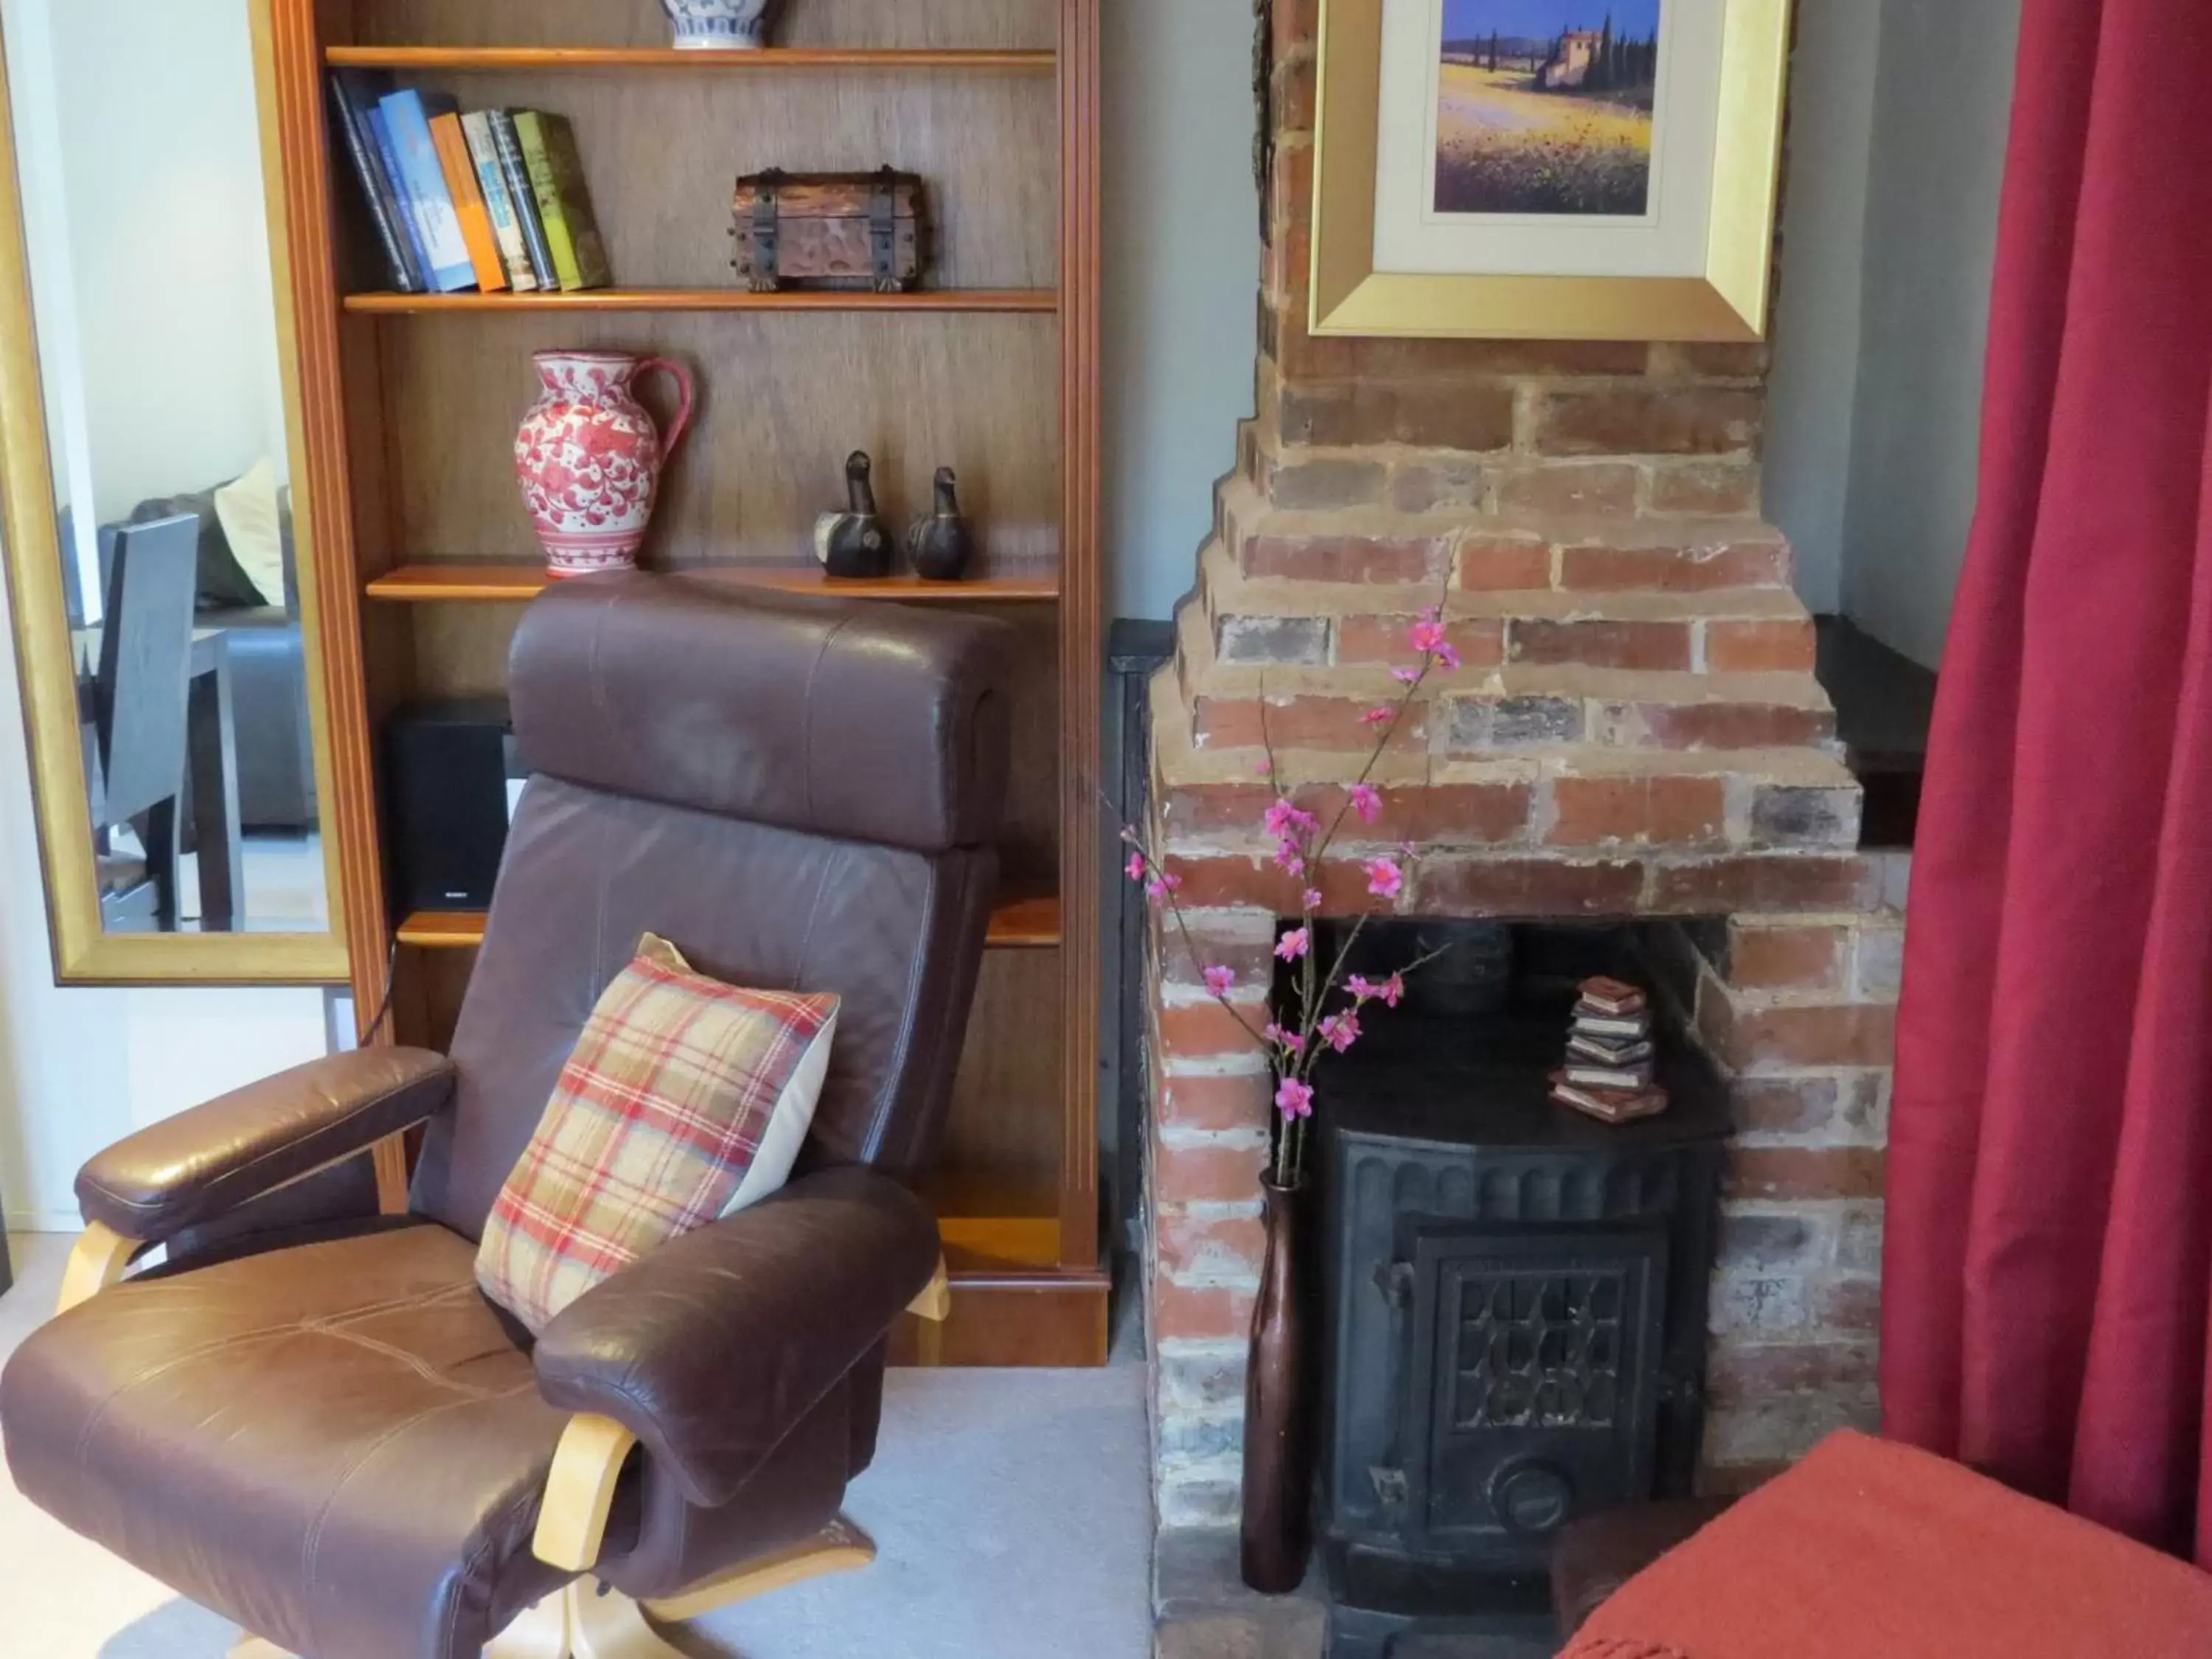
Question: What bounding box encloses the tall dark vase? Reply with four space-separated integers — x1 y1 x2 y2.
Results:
1240 1169 1313 1593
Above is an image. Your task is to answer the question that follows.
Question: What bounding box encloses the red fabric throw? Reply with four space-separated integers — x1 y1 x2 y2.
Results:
1562 1433 2212 1659
1882 0 2212 1565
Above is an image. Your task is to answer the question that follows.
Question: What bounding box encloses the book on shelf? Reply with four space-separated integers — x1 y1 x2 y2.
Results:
487 111 561 292
428 111 510 293
327 69 422 293
513 111 613 293
377 88 476 293
363 102 434 286
459 112 540 293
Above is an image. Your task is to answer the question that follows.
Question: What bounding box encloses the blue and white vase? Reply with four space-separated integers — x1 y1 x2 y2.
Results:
661 0 779 50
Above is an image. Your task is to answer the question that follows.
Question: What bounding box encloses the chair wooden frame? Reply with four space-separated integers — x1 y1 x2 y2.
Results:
53 1235 953 1659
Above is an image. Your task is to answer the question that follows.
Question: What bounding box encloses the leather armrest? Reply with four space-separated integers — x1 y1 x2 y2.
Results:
532 1164 939 1509
74 1048 455 1241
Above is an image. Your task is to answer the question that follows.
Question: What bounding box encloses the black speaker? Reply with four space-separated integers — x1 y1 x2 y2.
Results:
384 700 523 913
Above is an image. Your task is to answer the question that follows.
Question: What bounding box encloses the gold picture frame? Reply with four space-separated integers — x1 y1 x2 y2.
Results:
0 1 350 985
1310 0 1792 341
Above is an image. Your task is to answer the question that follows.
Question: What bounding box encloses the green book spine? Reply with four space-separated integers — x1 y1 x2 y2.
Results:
513 111 612 293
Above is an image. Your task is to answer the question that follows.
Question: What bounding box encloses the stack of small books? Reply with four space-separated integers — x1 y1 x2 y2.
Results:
1550 976 1669 1124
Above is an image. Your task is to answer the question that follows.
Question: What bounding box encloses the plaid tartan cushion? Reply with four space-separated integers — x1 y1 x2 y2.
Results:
476 933 839 1332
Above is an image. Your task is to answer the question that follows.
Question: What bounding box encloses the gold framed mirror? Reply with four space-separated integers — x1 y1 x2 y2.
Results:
0 0 349 984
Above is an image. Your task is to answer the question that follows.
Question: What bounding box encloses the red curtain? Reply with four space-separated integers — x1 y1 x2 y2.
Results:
1883 0 2212 1564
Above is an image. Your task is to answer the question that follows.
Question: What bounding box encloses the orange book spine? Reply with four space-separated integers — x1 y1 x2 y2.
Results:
428 111 509 293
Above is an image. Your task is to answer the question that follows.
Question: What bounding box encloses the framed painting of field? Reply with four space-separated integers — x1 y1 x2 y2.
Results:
1310 0 1792 341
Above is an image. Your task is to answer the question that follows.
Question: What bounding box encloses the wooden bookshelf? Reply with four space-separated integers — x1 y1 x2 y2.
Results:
366 562 1060 602
269 0 1106 1366
344 288 1057 316
400 894 1062 952
326 46 1055 72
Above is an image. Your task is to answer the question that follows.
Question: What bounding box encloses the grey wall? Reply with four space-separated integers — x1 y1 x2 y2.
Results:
1838 0 2021 669
1103 0 2023 663
1103 0 1260 622
1763 0 1884 616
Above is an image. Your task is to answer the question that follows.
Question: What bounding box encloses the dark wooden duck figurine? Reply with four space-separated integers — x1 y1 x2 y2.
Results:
813 451 892 578
906 467 975 582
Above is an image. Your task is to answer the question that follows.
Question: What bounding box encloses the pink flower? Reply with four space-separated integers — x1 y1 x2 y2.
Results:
1202 964 1235 998
1145 872 1183 902
1273 846 1306 877
1303 888 1324 910
1392 667 1421 685
1319 1010 1363 1054
1256 757 1273 776
1362 706 1394 726
1434 641 1462 671
1346 972 1404 1007
1262 1022 1305 1054
1275 1077 1315 1120
1350 783 1383 824
1276 927 1310 962
1408 619 1448 655
1125 851 1147 883
1365 858 1404 900
1264 799 1318 841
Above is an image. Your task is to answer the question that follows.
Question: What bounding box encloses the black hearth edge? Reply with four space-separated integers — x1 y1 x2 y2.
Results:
1303 923 1730 1659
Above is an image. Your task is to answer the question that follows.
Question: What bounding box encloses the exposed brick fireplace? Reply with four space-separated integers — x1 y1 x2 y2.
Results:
1141 0 1897 1559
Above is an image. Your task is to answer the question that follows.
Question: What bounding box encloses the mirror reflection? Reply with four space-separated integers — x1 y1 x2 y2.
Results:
3 0 328 934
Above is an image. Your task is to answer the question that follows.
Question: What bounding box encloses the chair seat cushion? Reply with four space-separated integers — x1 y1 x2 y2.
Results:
0 1222 573 1659
1560 1431 2212 1659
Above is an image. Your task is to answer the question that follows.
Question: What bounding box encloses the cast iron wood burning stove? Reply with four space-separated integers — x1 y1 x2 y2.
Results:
1309 926 1728 1658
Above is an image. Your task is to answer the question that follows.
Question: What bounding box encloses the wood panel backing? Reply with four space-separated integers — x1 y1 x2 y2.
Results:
399 942 479 1054
378 312 1060 574
933 948 1063 1198
886 1270 1107 1367
352 0 1056 53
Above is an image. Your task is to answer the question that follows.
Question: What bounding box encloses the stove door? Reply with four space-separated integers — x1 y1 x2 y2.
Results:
1401 1222 1669 1570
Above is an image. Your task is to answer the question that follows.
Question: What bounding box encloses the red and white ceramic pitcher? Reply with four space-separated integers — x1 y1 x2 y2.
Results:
514 350 695 578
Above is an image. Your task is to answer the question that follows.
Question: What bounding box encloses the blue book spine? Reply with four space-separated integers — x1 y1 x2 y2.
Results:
363 104 433 288
378 88 476 293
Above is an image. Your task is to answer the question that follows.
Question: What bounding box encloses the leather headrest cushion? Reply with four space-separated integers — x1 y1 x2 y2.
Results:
510 574 1013 853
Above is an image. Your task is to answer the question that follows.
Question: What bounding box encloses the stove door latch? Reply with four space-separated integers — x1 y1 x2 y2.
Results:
1373 1259 1415 1308
1368 1464 1409 1514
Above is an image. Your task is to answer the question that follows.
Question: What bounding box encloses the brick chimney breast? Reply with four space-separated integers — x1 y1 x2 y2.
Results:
1141 7 1897 1537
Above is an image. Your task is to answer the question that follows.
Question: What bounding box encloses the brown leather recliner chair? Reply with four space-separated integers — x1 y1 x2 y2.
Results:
0 577 1014 1659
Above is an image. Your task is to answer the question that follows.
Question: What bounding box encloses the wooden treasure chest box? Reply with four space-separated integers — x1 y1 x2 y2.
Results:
730 167 930 293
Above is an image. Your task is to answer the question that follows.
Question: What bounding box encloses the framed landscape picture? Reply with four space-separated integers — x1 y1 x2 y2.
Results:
1310 0 1792 340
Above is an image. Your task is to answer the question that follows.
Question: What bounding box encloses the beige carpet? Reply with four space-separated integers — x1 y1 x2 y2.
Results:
0 1234 1152 1659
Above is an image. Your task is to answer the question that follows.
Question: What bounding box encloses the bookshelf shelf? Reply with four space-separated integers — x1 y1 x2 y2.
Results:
289 0 1104 1366
399 894 1061 952
342 288 1057 316
325 46 1056 73
365 563 1060 603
